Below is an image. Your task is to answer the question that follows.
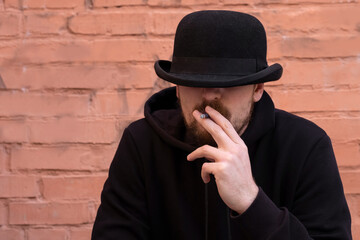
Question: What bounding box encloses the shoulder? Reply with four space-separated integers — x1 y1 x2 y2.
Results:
274 109 326 139
124 118 155 142
127 118 150 131
123 118 169 149
273 109 330 153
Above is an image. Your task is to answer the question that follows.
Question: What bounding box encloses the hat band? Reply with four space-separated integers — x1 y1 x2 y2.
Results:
170 57 257 75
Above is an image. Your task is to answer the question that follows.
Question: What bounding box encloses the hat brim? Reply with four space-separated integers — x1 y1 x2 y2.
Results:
154 60 283 88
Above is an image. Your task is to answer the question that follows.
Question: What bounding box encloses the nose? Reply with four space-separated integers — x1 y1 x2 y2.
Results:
201 88 223 101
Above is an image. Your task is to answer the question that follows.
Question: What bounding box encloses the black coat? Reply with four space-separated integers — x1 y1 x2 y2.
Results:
92 87 352 239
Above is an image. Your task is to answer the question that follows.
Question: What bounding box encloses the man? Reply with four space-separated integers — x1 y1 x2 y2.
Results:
92 10 352 239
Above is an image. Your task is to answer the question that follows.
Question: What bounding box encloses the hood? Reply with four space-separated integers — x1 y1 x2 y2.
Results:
144 87 275 153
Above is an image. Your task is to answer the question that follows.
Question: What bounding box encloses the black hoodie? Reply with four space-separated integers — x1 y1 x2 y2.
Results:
92 87 352 240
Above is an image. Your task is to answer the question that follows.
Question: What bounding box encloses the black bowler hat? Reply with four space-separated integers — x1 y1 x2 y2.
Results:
154 10 282 87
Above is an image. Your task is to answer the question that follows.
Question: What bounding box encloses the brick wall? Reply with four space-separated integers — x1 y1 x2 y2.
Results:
0 0 359 239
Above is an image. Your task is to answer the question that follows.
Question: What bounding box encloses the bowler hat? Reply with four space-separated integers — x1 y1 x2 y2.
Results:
154 10 282 87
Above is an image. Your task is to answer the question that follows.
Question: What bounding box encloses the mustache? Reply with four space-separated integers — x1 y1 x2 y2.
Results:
194 100 231 120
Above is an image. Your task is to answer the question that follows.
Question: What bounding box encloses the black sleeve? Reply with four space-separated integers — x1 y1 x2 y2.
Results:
231 135 352 239
92 128 150 240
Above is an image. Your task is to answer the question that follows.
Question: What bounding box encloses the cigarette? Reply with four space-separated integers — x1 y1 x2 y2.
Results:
200 113 210 119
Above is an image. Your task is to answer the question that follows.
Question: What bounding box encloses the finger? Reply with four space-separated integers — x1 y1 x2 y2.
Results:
205 106 243 145
201 162 222 183
187 145 224 162
193 110 232 147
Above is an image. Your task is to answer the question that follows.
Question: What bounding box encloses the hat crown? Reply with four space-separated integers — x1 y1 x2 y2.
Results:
172 10 268 71
153 10 282 88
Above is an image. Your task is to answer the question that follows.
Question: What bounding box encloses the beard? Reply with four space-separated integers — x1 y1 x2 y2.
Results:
180 99 254 147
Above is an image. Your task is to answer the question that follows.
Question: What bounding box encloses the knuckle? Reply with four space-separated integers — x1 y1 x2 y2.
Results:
223 121 233 131
202 144 211 151
234 149 245 159
236 143 247 153
202 162 210 170
223 152 233 162
234 147 242 155
200 145 211 154
241 142 248 150
218 162 228 173
209 125 218 133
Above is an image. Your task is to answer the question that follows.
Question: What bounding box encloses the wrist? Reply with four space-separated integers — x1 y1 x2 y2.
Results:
235 185 259 214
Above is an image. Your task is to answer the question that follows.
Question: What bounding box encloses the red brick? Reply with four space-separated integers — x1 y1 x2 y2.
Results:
291 0 357 3
94 201 101 215
128 64 158 89
70 227 92 240
0 176 38 198
11 145 115 171
349 209 360 239
0 146 7 173
148 12 188 35
257 5 360 34
23 0 84 9
333 142 360 168
181 0 219 5
92 89 151 116
0 228 24 240
269 89 360 112
89 201 100 221
0 202 6 225
268 35 360 59
28 118 119 144
9 202 91 225
0 45 17 65
340 171 360 194
267 60 360 87
28 228 67 240
311 118 360 142
45 0 83 9
224 0 356 3
320 61 360 87
69 12 147 35
0 13 21 37
0 120 29 143
148 0 216 5
25 13 67 35
42 176 107 200
13 39 173 64
353 224 360 240
91 91 128 115
4 0 20 9
346 194 360 222
22 0 45 8
93 0 145 7
126 90 152 116
147 0 180 6
0 64 156 90
0 92 90 117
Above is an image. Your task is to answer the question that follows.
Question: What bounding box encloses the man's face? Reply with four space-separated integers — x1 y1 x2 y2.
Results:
177 84 264 146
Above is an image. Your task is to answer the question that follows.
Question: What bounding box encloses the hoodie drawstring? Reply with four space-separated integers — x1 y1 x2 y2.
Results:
226 207 232 240
204 183 232 240
205 183 209 240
